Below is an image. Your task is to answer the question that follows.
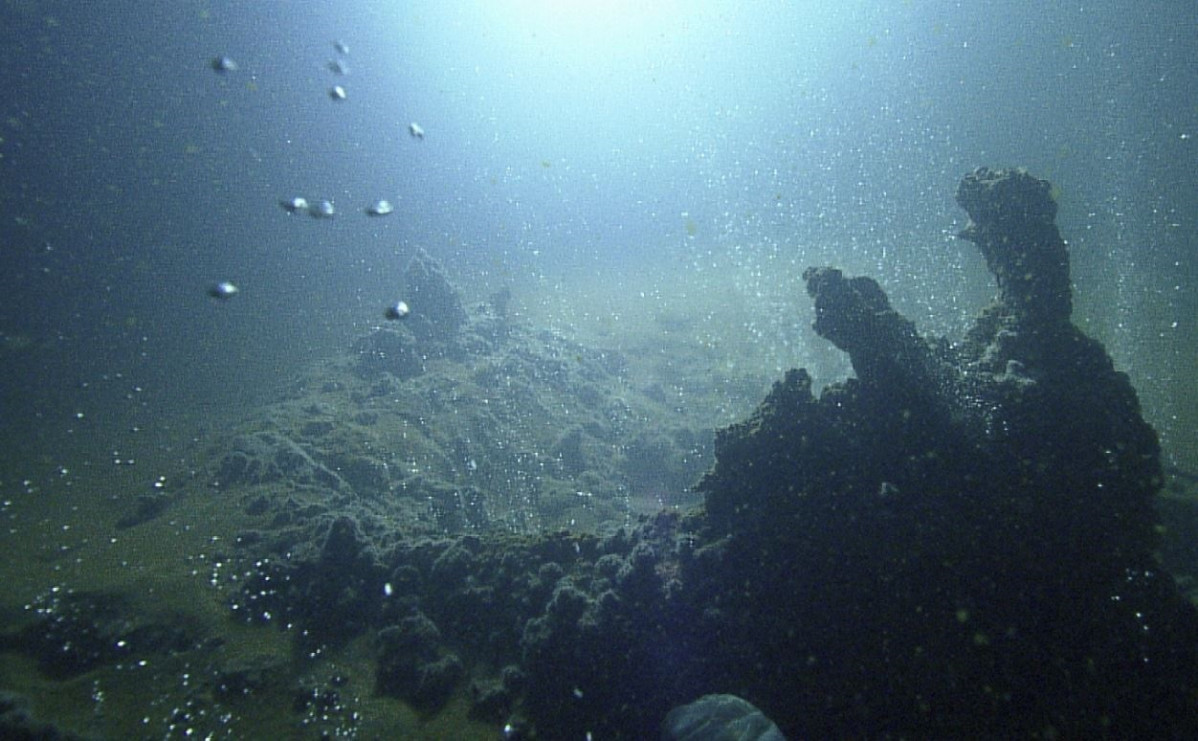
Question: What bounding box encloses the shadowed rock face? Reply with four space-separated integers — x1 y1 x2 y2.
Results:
690 167 1193 738
800 265 963 423
715 168 1162 570
196 170 1196 740
402 248 468 345
424 167 1190 737
956 166 1071 326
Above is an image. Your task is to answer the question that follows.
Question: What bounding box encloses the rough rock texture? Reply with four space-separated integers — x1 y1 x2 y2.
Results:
203 170 1197 738
352 249 468 380
190 252 710 553
400 247 468 346
690 167 1194 737
956 166 1071 324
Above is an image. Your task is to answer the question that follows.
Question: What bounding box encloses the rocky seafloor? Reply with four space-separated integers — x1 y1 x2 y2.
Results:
5 168 1198 738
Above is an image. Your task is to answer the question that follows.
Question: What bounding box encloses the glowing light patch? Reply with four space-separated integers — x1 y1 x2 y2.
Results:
515 0 665 27
492 0 681 66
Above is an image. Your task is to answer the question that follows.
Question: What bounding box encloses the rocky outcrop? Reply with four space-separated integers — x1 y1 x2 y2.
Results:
691 167 1191 737
956 166 1071 325
353 249 467 380
205 169 1197 738
400 248 468 346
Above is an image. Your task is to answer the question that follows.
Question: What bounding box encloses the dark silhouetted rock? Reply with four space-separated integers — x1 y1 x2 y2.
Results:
956 166 1070 325
691 167 1194 738
207 169 1198 739
376 611 463 712
402 248 467 345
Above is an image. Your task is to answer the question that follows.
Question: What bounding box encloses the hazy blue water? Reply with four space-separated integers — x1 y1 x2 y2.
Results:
0 0 1195 467
0 3 1194 736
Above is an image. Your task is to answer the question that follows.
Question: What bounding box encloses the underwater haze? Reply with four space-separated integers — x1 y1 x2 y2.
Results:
1 1 1193 459
1 1 1197 737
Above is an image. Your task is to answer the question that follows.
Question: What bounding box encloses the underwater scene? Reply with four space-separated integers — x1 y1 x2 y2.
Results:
1 1 1197 738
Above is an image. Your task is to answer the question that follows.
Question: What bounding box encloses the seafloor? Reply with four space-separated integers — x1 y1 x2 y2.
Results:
3 169 1198 739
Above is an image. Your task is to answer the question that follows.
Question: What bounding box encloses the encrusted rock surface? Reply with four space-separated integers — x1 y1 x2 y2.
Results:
400 247 468 346
956 166 1071 324
690 168 1192 737
82 171 1195 738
